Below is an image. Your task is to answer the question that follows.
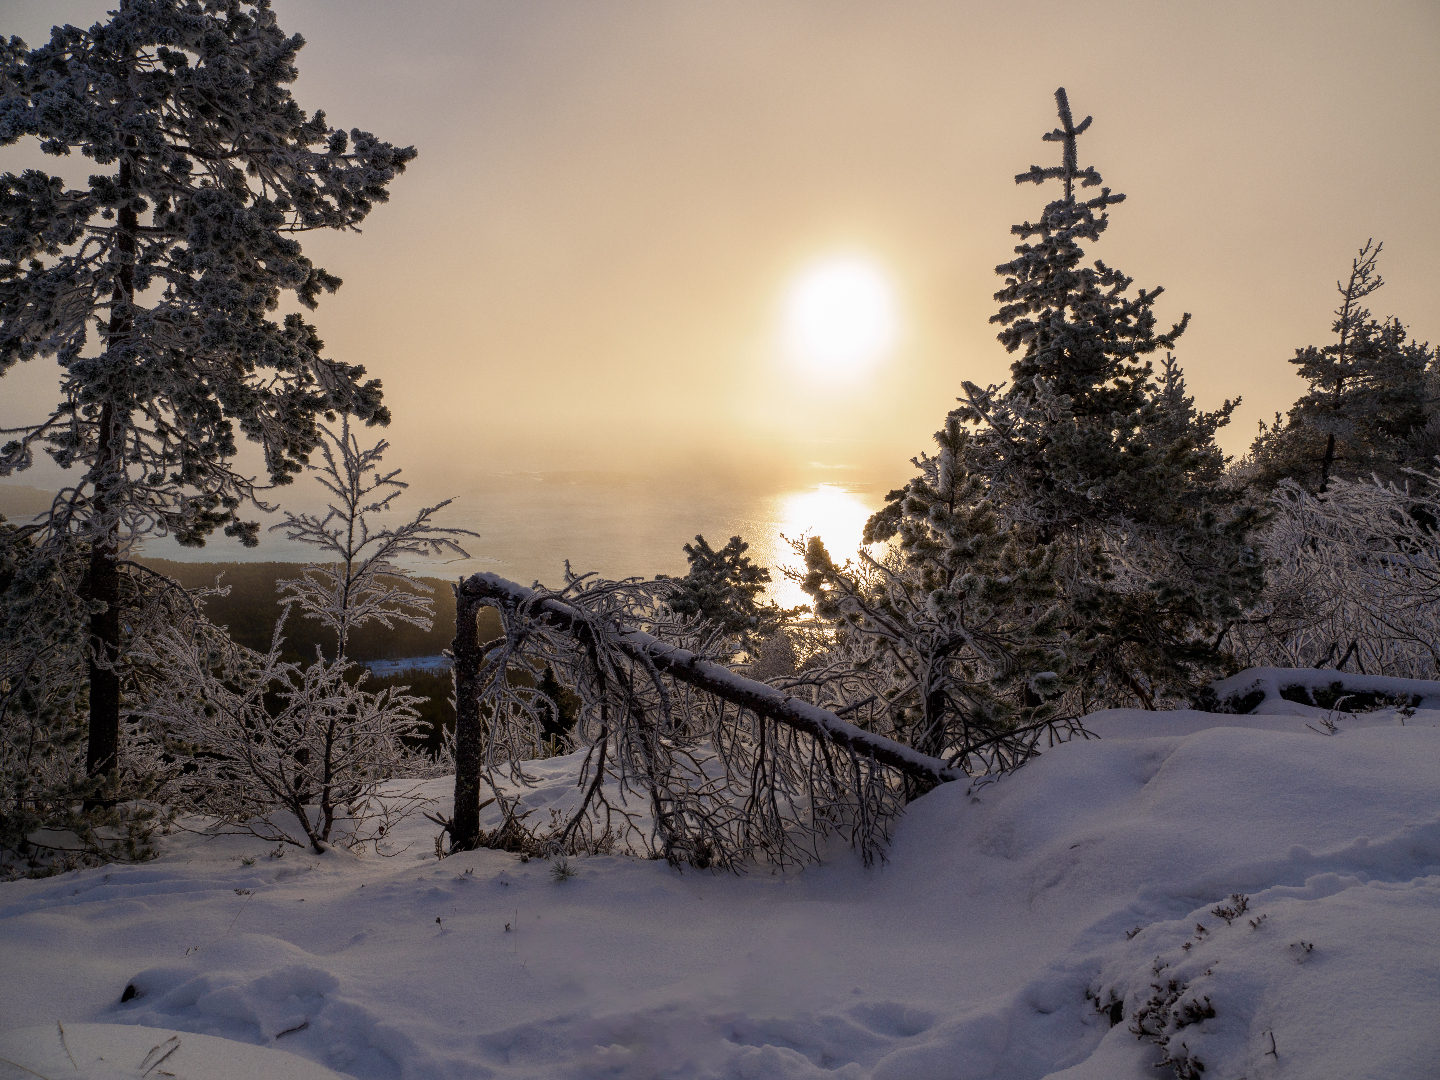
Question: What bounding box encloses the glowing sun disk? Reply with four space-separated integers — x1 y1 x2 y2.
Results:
783 256 898 372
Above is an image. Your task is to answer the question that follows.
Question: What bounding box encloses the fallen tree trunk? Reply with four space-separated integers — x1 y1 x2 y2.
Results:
448 572 961 851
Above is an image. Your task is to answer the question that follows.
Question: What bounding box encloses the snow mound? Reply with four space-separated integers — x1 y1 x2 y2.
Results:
2 705 1437 1078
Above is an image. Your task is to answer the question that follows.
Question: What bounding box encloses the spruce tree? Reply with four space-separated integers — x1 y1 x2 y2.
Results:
946 88 1261 708
1248 241 1436 492
0 0 414 784
662 534 796 650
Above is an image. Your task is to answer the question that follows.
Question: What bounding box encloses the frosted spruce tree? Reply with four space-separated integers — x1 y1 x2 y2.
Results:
0 1 414 785
947 88 1262 708
1247 242 1437 493
661 534 800 652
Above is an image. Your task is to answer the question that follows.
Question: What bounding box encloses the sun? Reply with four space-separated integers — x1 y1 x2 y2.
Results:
782 255 899 374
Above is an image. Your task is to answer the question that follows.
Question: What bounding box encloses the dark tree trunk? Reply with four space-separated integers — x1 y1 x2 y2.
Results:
84 415 122 783
85 152 136 791
1319 432 1337 494
448 588 487 851
904 684 949 802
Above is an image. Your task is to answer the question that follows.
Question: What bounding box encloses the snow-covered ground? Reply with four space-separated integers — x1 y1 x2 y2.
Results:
3 699 1437 1080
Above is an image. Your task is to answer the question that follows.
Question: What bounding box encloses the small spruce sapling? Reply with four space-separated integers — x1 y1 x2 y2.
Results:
661 534 802 653
271 419 477 665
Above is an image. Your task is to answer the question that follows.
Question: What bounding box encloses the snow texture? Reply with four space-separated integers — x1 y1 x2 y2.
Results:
0 1022 352 1079
2 703 1437 1079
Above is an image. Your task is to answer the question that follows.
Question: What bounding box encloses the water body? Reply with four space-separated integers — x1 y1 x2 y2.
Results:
429 473 881 609
365 655 451 676
2 475 883 610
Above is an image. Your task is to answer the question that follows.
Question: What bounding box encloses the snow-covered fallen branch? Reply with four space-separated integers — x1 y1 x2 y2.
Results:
456 572 960 770
446 572 1092 868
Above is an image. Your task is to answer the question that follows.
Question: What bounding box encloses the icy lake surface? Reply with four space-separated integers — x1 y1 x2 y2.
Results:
3 699 1437 1079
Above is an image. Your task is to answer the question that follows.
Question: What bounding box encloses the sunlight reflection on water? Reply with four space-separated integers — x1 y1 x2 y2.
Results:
748 485 877 610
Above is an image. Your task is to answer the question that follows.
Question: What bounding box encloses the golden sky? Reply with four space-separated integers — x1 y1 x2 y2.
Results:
4 0 1438 502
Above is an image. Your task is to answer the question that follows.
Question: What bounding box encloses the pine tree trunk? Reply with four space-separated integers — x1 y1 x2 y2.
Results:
85 151 137 791
1319 432 1337 493
84 409 122 786
904 684 948 802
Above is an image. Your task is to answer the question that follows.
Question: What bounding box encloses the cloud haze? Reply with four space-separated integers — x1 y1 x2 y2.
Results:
3 0 1437 503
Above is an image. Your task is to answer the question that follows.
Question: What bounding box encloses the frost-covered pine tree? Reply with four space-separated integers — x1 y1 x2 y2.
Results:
799 413 1074 798
952 88 1262 708
0 1 414 783
1247 241 1437 492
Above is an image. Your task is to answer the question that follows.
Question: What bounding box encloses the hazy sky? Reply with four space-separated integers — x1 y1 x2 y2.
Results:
3 0 1438 501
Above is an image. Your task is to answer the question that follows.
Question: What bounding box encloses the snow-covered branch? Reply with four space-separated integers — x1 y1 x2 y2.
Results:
446 568 1092 869
1230 473 1440 678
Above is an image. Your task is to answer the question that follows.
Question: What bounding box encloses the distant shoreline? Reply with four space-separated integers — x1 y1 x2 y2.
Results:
364 655 453 676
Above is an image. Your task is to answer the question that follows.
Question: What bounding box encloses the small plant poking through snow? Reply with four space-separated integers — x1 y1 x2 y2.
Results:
1306 705 1345 736
1086 986 1125 1027
1130 976 1215 1080
1209 893 1249 926
550 854 576 882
